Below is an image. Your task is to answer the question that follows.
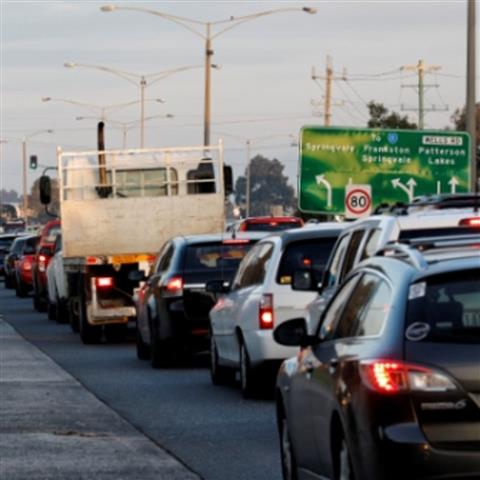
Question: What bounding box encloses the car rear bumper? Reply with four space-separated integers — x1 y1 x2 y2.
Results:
363 423 480 479
243 329 299 366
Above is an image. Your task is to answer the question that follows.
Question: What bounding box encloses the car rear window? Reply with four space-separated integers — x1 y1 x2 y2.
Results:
406 269 480 344
243 221 302 232
184 242 253 272
277 237 337 285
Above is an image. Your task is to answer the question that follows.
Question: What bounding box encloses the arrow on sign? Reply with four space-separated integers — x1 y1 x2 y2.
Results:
391 178 417 202
315 175 332 207
448 176 459 194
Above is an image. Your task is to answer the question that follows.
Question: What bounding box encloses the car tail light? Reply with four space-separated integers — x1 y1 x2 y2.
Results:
23 258 33 271
259 293 274 330
222 238 250 244
38 254 47 272
459 217 480 227
96 277 114 289
360 360 457 394
164 276 183 295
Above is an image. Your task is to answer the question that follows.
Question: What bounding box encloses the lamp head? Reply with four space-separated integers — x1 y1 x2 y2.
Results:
166 114 174 118
41 97 51 102
64 62 76 68
100 5 116 12
302 7 317 14
155 98 166 103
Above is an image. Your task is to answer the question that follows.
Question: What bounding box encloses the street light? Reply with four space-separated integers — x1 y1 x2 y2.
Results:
21 129 53 219
64 62 209 147
76 114 174 148
215 132 297 216
101 4 316 146
42 96 165 120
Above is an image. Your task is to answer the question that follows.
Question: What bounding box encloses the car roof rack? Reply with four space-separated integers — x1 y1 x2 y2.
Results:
377 233 480 269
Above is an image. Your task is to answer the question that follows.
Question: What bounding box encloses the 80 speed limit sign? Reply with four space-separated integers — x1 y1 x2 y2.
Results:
345 184 372 219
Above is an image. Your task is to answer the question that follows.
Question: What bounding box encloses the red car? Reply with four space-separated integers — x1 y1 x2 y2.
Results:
15 235 40 297
32 220 61 311
237 216 304 232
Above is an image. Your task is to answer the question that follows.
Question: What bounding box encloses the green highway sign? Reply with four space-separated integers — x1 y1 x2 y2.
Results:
299 126 471 214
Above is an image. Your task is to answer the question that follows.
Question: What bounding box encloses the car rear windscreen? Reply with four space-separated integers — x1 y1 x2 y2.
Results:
185 242 253 272
277 237 338 285
406 269 480 343
244 221 302 232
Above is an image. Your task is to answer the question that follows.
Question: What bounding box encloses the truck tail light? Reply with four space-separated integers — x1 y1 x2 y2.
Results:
360 360 457 394
164 276 183 295
96 277 114 289
38 254 47 272
459 217 480 227
259 293 274 330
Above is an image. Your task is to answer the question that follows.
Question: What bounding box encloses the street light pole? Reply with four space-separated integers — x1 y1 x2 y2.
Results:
466 0 477 191
101 5 316 146
245 140 251 216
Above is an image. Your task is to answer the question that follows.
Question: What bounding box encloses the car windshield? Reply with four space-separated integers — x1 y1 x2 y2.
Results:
277 237 337 285
185 242 253 272
406 269 480 344
244 221 302 232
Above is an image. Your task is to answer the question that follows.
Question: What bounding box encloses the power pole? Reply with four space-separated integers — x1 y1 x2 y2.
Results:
466 0 477 192
311 56 344 126
401 59 447 129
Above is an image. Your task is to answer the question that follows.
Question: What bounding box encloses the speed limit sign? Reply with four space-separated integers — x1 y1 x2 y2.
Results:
345 184 372 219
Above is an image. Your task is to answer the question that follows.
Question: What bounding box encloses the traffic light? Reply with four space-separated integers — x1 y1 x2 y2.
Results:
29 155 38 170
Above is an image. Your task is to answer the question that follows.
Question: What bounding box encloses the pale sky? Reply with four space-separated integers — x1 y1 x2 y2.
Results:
1 0 478 196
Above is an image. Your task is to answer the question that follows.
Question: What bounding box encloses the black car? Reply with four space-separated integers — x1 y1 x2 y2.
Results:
3 234 30 289
134 232 266 367
274 235 480 480
0 233 21 279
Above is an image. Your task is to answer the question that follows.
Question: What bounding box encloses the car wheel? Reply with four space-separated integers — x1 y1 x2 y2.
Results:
56 299 68 324
33 291 47 312
334 430 356 480
15 279 28 298
210 335 234 385
150 318 174 368
279 414 298 480
47 299 57 321
239 341 259 398
5 275 14 289
79 295 102 345
136 323 151 360
68 299 80 333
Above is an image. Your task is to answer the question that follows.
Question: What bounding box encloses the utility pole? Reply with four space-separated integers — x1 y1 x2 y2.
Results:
401 59 446 129
466 0 477 192
311 56 345 126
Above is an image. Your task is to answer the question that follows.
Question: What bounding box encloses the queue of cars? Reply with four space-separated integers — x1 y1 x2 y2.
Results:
2 202 480 480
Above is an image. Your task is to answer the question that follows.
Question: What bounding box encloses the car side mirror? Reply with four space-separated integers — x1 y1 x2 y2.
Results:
292 269 320 292
39 175 51 205
128 270 147 282
206 279 230 294
273 317 315 347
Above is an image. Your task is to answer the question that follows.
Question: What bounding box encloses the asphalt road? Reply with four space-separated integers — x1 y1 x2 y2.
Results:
1 286 282 480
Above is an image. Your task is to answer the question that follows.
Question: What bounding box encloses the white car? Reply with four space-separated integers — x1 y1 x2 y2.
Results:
208 223 345 398
46 234 68 323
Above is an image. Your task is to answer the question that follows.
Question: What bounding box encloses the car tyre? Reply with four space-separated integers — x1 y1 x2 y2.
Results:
47 299 57 321
279 413 298 480
33 291 47 312
334 430 356 480
68 299 80 333
136 324 151 360
15 278 29 298
5 275 14 289
210 335 234 385
239 341 260 398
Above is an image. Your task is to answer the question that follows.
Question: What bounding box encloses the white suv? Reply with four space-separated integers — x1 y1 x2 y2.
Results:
304 209 480 332
208 223 344 397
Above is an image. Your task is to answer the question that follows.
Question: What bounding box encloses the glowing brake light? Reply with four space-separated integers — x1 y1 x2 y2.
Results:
459 217 480 227
222 238 250 244
164 276 183 294
259 293 274 329
360 360 457 394
38 254 47 272
96 277 114 289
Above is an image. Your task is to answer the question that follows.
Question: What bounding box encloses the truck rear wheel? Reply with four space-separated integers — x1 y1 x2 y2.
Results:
79 294 102 345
